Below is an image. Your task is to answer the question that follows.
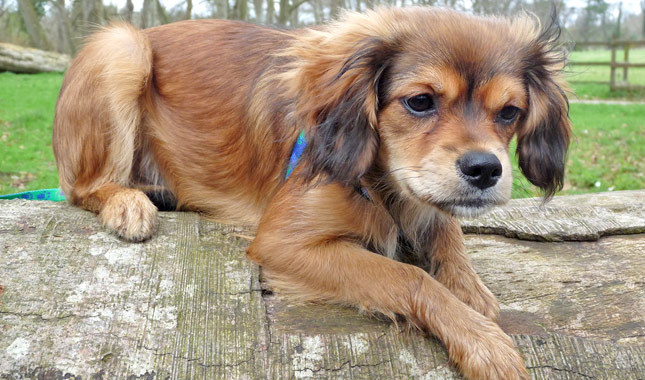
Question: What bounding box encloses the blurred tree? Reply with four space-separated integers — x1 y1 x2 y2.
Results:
124 0 134 22
641 0 644 38
51 0 76 54
17 0 51 50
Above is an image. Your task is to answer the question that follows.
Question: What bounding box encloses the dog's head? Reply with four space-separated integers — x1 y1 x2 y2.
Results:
286 7 571 217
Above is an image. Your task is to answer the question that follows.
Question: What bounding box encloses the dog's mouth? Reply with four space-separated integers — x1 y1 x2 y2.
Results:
400 182 497 217
433 198 496 217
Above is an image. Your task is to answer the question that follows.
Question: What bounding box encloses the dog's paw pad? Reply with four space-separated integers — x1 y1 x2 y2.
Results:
99 189 158 242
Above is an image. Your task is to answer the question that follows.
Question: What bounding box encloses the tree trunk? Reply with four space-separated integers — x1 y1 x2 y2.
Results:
312 0 323 23
253 0 264 23
52 0 76 55
124 0 134 23
185 0 192 20
266 0 274 24
217 0 229 19
81 0 105 28
141 0 154 28
614 1 622 39
17 0 51 51
330 0 344 20
234 0 248 20
290 3 298 25
0 42 70 73
156 0 169 24
641 0 645 38
278 0 289 24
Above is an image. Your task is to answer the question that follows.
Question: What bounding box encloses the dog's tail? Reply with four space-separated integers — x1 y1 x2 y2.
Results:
53 23 153 204
53 24 160 242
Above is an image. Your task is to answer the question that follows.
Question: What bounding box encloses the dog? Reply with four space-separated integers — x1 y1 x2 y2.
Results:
53 6 570 379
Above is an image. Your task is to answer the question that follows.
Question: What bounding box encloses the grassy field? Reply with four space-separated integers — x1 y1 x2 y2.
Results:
0 72 60 194
0 70 643 199
567 48 645 100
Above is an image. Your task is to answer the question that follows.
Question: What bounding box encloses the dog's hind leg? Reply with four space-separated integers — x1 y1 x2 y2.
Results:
53 23 158 241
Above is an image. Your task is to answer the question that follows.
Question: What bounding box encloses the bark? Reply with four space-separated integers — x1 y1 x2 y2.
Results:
253 0 263 22
641 0 645 38
0 42 70 73
124 0 134 22
17 0 51 51
52 0 76 55
235 0 248 20
266 0 274 24
185 0 192 20
330 0 344 20
1 191 644 378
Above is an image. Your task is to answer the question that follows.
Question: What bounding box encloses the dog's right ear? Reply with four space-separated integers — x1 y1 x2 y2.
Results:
515 15 572 199
281 19 397 185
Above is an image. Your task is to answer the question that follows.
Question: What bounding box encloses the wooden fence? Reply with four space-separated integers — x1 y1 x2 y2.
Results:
570 39 645 91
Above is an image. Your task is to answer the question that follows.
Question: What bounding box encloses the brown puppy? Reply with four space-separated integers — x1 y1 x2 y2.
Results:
53 7 570 379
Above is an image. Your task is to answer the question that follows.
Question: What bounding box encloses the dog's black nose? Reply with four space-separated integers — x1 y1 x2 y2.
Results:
457 151 502 190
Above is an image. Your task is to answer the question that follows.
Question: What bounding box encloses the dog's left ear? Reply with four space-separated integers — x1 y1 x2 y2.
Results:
284 31 395 185
516 18 572 199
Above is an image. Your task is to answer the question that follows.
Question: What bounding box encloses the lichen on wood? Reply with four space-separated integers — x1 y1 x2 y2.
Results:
1 192 644 379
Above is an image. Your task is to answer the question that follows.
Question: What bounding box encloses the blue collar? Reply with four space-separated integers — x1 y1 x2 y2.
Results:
285 130 371 201
285 130 307 179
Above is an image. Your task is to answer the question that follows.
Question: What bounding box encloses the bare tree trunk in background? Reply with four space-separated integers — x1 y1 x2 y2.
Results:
0 0 7 19
330 0 344 20
186 0 193 19
641 0 645 38
141 0 153 28
217 0 229 19
290 3 297 25
156 0 169 23
52 0 76 54
614 1 622 39
234 0 248 20
312 0 323 23
278 0 288 24
81 0 105 27
123 0 134 22
266 0 275 23
253 0 263 22
17 0 51 50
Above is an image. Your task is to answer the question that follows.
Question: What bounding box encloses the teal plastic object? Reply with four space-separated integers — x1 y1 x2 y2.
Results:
0 188 66 202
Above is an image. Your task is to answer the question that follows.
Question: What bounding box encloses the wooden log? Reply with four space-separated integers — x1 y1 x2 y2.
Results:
461 190 645 241
0 192 644 379
0 42 70 74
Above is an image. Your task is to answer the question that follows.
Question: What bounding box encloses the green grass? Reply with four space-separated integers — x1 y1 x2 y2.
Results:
567 48 645 100
0 72 61 194
0 71 643 199
511 103 645 198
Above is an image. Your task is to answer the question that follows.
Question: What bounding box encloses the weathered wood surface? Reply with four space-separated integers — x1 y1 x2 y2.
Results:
1 192 644 379
462 190 645 241
0 42 70 73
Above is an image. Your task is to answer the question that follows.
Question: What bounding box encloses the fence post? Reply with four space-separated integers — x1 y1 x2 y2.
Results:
610 39 617 91
623 43 630 82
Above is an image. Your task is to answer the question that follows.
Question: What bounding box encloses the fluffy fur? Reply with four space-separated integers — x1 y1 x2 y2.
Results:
53 7 571 379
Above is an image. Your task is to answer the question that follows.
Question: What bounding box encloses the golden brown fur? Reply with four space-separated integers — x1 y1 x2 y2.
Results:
53 7 571 379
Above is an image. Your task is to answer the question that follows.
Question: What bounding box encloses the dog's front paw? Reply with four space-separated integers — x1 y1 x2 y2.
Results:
452 312 529 380
437 263 500 321
99 189 158 242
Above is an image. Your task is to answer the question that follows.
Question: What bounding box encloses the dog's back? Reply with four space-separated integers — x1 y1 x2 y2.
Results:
53 20 298 240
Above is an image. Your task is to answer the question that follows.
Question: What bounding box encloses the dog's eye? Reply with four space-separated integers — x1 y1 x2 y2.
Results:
497 106 520 124
403 94 436 116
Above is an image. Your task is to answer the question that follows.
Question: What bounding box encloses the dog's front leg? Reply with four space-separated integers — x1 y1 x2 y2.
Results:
428 215 500 321
247 184 527 380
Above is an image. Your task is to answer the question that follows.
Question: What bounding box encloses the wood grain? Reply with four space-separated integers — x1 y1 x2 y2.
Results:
1 192 643 379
